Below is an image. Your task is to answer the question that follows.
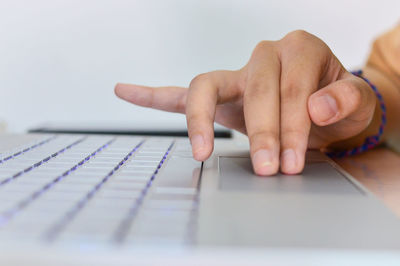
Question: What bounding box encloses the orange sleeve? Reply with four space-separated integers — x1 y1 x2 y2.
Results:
365 25 400 152
367 25 400 89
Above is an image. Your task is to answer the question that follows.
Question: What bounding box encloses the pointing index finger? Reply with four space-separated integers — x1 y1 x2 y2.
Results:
114 83 188 113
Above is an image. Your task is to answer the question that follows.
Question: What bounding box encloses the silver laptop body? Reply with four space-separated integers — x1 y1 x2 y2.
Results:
1 133 400 265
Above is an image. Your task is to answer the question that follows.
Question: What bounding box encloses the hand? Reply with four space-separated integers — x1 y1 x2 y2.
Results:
115 30 376 176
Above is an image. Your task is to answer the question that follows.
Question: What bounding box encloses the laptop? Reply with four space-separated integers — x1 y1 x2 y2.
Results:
1 133 400 265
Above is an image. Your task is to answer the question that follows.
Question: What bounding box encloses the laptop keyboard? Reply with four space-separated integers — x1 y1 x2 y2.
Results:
0 135 201 246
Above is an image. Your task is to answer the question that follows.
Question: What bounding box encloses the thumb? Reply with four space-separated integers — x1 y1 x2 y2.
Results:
308 75 376 127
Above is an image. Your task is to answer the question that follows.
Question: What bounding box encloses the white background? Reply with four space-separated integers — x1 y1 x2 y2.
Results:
0 0 399 132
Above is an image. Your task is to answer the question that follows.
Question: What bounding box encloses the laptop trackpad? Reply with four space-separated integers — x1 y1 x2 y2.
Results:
198 157 400 249
219 156 363 195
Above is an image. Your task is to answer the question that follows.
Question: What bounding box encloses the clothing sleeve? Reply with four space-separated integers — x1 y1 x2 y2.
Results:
367 25 400 152
367 25 400 89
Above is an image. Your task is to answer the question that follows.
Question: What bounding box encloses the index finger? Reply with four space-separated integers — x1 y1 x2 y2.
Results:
114 83 188 113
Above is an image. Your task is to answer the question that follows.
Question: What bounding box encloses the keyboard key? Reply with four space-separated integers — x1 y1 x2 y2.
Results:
154 156 201 190
104 182 146 191
144 199 195 211
154 187 197 195
97 189 142 199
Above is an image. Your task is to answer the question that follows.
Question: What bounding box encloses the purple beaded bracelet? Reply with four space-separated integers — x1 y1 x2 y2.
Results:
326 70 387 158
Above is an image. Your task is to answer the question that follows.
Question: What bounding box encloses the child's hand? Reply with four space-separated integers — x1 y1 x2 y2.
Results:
115 30 376 175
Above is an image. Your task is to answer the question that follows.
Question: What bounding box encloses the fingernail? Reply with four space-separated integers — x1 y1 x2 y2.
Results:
282 149 297 174
253 149 274 176
313 94 338 122
191 134 206 158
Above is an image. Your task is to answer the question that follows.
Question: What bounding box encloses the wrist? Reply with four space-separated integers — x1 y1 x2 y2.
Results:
363 66 400 153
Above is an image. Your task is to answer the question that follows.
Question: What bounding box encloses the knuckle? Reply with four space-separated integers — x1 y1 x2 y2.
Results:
342 81 362 108
244 78 266 98
189 73 209 88
176 93 187 113
186 114 201 128
236 69 248 92
187 112 211 125
282 128 308 140
243 86 269 106
253 40 275 55
129 87 154 108
281 81 300 99
144 88 155 108
281 82 308 104
280 128 309 148
280 30 330 58
280 30 322 54
284 30 312 42
249 131 279 149
255 40 273 49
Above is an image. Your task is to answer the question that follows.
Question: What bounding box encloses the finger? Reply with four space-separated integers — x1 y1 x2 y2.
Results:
308 74 375 127
186 71 241 161
114 83 187 113
279 62 323 175
243 42 280 176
